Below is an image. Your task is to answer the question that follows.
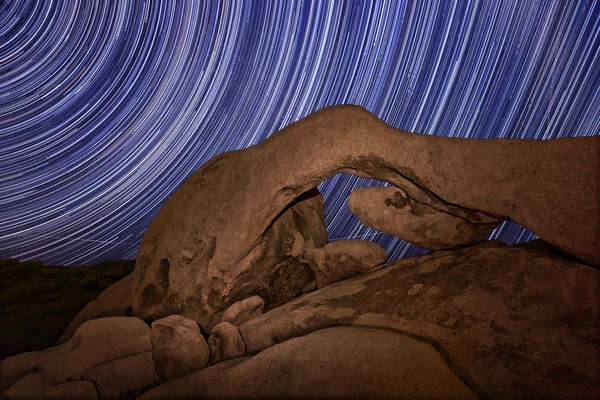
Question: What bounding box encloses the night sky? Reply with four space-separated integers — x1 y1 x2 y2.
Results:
1 1 599 266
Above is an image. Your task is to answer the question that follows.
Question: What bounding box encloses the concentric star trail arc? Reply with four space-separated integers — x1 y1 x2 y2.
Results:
0 0 598 265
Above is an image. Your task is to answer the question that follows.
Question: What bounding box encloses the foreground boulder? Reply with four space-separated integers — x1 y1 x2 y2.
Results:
140 327 477 400
131 105 600 330
208 322 246 365
3 243 597 399
236 242 599 399
1 317 155 399
150 315 210 382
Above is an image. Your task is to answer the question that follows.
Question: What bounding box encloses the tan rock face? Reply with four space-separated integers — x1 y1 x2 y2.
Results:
208 322 246 365
209 295 265 332
133 187 327 326
139 327 478 400
37 317 151 386
237 243 600 399
131 105 600 330
150 315 210 382
55 273 134 344
307 239 387 288
348 186 498 250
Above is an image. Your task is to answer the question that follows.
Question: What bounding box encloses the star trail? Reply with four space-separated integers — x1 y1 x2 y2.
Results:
1 1 599 266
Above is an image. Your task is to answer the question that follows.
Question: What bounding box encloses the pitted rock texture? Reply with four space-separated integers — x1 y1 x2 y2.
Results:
348 186 498 250
139 327 478 400
237 242 600 399
132 105 600 330
150 315 210 382
133 187 327 326
307 239 387 288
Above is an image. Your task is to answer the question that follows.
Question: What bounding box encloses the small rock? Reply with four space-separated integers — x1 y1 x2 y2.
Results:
27 272 47 283
151 315 210 382
78 273 99 289
38 266 62 278
221 296 265 327
37 292 62 302
208 322 246 365
0 258 20 268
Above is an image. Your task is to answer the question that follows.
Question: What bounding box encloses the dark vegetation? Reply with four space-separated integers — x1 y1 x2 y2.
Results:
0 258 135 360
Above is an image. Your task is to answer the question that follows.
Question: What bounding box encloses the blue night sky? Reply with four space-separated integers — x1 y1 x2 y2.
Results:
1 1 599 266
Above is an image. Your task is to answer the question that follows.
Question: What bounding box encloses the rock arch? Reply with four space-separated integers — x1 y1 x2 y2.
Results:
131 105 600 326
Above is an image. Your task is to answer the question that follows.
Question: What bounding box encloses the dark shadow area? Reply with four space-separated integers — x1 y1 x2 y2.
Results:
0 259 135 361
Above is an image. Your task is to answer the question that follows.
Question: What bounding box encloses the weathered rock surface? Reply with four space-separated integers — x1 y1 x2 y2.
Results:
236 242 600 399
2 372 99 400
307 239 387 288
3 243 597 399
132 105 600 331
55 273 134 344
0 259 135 360
150 315 210 382
207 295 264 333
348 186 498 250
1 353 156 400
140 327 477 400
208 322 246 365
72 350 156 400
133 187 327 326
1 316 155 399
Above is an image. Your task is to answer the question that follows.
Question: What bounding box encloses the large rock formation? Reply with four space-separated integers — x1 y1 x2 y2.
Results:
4 105 598 399
133 187 328 327
235 242 600 399
131 105 600 328
2 245 598 398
